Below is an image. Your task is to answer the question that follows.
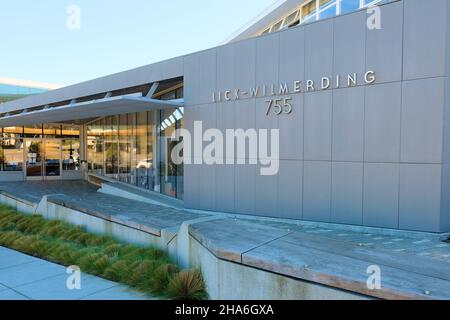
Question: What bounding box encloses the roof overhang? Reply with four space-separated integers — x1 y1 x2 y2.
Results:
0 94 183 127
223 0 305 44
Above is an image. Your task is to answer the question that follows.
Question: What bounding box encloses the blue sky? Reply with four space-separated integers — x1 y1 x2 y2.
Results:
0 0 275 86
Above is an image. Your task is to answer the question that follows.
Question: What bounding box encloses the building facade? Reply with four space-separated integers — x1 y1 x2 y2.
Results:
0 0 449 232
0 78 70 181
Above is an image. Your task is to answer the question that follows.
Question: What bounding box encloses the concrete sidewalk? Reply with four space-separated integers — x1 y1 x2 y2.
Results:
0 246 151 300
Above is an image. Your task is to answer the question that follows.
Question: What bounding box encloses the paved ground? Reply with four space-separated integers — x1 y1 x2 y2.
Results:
0 180 207 236
1 180 450 299
189 218 450 299
2 180 448 261
0 246 151 300
238 217 450 263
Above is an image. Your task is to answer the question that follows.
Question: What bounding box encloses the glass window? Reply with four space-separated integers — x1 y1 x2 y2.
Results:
62 139 80 171
24 124 42 138
159 107 183 199
104 116 118 178
0 143 3 171
86 126 95 172
147 111 157 192
176 87 184 99
44 140 61 177
283 10 299 27
272 20 283 32
25 140 43 177
2 138 23 171
159 109 177 198
258 0 375 36
43 124 61 137
118 114 132 184
135 112 148 189
301 0 317 23
340 0 361 14
61 124 80 138
128 113 137 185
319 0 337 19
175 110 184 200
160 91 176 101
320 0 334 6
363 0 388 7
94 119 105 175
85 89 183 199
3 127 23 138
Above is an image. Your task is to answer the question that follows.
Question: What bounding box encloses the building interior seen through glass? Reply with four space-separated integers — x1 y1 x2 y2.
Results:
261 0 390 36
0 124 81 174
87 88 184 199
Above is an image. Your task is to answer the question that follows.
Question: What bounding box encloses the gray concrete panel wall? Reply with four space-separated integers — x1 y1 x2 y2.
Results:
366 1 403 83
441 1 450 232
181 0 450 232
441 76 450 231
403 0 447 80
400 78 444 164
303 161 331 223
363 163 399 229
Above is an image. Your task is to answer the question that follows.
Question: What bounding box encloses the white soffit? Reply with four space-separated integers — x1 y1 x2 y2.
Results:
0 95 183 127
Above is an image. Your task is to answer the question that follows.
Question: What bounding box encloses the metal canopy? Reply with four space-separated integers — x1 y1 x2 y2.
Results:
0 94 184 126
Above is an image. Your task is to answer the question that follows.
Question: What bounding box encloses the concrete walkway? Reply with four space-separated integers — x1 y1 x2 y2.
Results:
0 246 150 300
1 180 450 299
0 180 207 236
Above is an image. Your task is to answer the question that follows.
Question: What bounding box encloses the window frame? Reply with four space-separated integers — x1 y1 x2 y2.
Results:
300 0 319 24
281 9 300 29
259 0 385 36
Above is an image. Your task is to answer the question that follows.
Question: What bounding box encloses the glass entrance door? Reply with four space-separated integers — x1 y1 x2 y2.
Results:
25 140 43 178
25 139 61 180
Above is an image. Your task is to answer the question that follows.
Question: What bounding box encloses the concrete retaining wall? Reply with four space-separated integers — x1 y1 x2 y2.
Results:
61 170 83 180
0 193 35 215
43 201 162 249
176 220 368 300
0 172 25 182
0 192 368 300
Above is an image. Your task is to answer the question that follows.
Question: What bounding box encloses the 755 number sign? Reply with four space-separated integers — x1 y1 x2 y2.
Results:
265 97 293 116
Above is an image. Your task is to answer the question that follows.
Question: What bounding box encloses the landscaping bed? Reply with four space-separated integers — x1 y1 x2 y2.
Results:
0 204 207 300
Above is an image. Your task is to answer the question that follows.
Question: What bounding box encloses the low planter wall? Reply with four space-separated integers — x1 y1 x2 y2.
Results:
0 192 368 300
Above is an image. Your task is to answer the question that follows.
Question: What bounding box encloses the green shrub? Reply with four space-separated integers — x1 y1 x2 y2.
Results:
167 269 208 300
92 254 110 275
149 263 179 295
30 239 52 256
42 224 68 238
0 206 208 300
21 218 45 234
104 243 121 257
87 235 114 247
11 234 39 253
0 231 20 246
126 260 159 288
77 252 102 273
103 260 131 282
47 243 75 262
